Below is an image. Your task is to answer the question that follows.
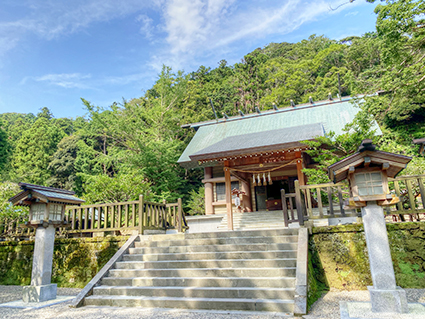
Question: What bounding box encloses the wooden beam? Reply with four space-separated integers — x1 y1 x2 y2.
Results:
224 167 233 230
296 158 306 186
229 170 249 184
201 177 238 183
364 156 371 167
228 151 298 167
382 162 390 170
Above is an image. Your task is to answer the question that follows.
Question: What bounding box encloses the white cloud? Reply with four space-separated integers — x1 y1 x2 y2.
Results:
162 0 237 55
103 73 150 86
22 71 151 91
33 73 92 89
345 11 359 17
146 0 338 71
137 14 155 39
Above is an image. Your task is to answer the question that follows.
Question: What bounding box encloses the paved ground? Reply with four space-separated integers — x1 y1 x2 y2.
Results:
304 289 425 319
0 286 424 319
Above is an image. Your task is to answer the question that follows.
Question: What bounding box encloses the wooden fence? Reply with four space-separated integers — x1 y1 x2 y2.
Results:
0 196 187 239
282 174 425 227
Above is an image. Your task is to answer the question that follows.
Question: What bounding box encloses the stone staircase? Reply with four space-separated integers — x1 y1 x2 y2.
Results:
83 228 302 315
218 210 289 230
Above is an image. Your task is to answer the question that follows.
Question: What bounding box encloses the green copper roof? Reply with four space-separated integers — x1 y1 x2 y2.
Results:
190 123 325 161
178 97 382 168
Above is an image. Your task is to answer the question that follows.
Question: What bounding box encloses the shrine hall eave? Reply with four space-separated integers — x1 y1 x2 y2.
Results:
189 123 325 162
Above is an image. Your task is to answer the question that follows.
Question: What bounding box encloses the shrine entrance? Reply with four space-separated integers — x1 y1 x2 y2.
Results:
254 178 295 211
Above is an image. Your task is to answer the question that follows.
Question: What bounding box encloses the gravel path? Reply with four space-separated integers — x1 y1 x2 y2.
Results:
0 286 424 319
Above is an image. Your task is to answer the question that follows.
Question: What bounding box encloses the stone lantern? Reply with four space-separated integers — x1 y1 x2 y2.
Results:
328 140 412 314
9 183 84 303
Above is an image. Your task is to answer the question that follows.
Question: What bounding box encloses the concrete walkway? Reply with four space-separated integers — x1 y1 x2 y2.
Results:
0 286 424 319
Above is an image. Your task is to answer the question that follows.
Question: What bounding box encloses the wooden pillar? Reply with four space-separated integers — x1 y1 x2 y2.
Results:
224 166 233 230
240 173 252 212
295 151 305 186
204 167 214 215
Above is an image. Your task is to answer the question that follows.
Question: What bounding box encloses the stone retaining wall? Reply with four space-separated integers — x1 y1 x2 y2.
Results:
307 222 425 308
0 236 129 288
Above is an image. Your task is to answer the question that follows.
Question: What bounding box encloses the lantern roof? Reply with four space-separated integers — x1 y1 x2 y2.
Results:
328 140 412 183
9 183 85 206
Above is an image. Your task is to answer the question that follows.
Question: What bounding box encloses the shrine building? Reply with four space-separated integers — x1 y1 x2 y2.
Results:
178 96 381 217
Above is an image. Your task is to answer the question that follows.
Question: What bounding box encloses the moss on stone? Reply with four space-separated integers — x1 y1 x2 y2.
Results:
0 236 129 288
307 247 328 309
307 222 425 310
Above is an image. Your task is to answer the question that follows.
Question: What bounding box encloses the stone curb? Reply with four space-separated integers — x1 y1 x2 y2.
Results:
294 227 308 316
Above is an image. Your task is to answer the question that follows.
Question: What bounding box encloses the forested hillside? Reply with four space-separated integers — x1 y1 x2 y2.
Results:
0 0 424 216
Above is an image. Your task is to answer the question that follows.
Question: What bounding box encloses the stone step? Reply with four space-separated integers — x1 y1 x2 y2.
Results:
129 242 298 254
114 258 297 270
122 250 297 262
229 227 290 231
218 217 285 222
221 218 285 223
133 235 298 248
217 211 291 231
221 211 284 217
107 267 296 278
218 221 287 226
219 218 286 223
217 224 287 230
183 228 297 239
101 276 296 288
84 295 294 312
93 286 295 299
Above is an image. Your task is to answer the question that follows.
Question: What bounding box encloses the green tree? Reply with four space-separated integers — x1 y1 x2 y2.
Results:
0 181 28 219
186 186 205 215
47 135 80 190
80 172 151 204
361 0 425 125
13 118 64 184
303 103 378 184
37 107 53 120
0 123 10 174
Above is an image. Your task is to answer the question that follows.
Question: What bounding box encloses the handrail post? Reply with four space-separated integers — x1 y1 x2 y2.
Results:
281 189 289 227
177 198 183 233
162 199 167 230
295 180 305 226
138 195 144 235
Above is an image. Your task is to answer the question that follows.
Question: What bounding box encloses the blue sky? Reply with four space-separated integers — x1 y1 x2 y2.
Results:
0 0 378 119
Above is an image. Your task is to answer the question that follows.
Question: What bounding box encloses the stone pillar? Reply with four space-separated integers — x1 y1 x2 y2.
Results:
23 225 57 302
361 202 408 313
204 167 214 215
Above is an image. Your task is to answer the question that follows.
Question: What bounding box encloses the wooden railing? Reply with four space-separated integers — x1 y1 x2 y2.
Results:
386 175 425 221
282 174 425 227
0 214 34 239
0 196 187 239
